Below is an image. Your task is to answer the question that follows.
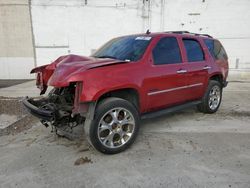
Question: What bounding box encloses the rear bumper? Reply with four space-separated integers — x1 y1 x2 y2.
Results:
22 97 54 121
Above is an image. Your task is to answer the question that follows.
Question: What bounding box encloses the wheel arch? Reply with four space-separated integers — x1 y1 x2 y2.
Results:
96 88 140 111
209 73 223 85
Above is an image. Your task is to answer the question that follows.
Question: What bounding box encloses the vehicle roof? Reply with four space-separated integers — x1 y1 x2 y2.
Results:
124 31 214 39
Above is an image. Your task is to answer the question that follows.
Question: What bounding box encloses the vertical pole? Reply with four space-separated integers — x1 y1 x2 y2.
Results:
142 0 145 32
28 0 37 67
141 0 151 32
236 58 239 69
160 0 165 31
148 0 151 31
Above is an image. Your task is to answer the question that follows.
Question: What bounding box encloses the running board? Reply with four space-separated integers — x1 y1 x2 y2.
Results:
141 100 201 120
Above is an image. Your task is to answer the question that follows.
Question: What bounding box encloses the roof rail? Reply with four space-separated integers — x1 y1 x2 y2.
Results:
165 31 213 38
166 31 190 34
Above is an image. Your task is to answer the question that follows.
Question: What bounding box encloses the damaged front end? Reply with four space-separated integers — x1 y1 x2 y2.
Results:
23 82 88 137
23 54 125 137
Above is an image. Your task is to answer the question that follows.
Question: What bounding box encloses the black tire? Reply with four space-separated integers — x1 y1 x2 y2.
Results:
85 97 140 154
197 80 222 113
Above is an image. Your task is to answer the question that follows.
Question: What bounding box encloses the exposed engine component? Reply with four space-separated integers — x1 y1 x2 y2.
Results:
27 83 85 137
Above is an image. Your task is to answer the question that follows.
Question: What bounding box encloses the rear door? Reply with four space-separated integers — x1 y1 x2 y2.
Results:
180 38 209 100
145 36 190 111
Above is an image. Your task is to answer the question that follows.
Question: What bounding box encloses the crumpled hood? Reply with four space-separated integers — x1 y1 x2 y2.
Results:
47 54 128 86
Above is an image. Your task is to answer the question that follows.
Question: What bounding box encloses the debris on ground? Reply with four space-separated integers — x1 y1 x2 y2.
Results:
74 157 93 166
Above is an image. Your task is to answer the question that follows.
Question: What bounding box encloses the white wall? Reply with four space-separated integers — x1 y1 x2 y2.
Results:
31 0 250 69
1 0 250 79
0 0 35 79
159 0 250 69
31 0 144 66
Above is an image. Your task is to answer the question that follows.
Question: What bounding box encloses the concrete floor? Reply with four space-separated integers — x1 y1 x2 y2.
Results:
0 82 250 188
0 80 32 89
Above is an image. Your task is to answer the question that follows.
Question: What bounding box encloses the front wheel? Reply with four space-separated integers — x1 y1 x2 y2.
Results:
85 97 140 154
197 80 222 113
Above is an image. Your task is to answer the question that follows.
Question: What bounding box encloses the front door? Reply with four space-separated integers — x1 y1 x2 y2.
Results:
145 36 190 111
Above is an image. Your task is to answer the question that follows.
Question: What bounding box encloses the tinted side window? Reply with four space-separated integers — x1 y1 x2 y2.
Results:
204 39 215 58
204 39 228 61
153 37 182 65
214 40 228 60
183 39 204 62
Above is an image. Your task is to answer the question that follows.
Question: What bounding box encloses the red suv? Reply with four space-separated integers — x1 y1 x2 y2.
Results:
23 31 229 154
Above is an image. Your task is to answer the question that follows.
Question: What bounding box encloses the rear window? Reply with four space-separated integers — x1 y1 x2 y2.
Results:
183 39 205 62
204 39 228 61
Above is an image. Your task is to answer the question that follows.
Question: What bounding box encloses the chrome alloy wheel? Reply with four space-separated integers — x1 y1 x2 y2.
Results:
97 107 135 149
208 85 221 110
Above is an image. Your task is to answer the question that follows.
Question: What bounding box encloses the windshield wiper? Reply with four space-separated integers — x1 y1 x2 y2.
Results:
95 55 118 59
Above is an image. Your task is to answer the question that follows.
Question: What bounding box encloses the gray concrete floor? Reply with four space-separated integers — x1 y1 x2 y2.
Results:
0 80 39 97
0 80 32 89
0 82 250 188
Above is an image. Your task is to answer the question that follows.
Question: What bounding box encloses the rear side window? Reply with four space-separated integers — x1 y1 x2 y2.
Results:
153 37 182 65
183 39 205 62
204 39 228 61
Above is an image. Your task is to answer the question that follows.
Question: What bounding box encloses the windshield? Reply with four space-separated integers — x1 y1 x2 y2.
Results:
92 36 152 62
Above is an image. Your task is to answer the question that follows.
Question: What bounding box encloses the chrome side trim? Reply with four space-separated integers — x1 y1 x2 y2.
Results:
148 83 203 96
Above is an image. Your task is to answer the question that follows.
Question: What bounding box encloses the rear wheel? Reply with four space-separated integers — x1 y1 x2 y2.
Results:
197 80 222 113
85 97 140 154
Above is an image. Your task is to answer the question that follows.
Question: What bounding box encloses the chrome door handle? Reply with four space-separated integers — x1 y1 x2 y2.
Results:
177 69 187 74
203 66 211 70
